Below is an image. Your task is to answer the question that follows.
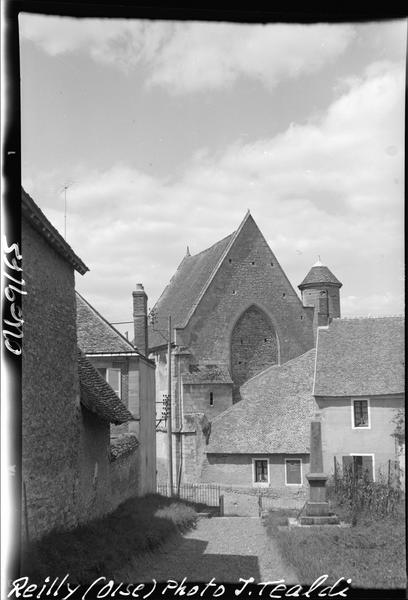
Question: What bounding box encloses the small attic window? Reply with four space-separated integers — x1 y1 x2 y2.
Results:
209 392 214 406
282 293 286 298
270 262 274 267
264 338 268 342
232 290 237 295
228 258 232 263
251 261 255 265
240 338 243 344
300 315 304 320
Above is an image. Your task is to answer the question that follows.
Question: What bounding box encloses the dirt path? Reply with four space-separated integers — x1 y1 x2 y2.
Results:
119 517 298 584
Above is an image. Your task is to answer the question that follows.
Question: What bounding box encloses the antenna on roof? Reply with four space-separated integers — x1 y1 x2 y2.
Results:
59 181 74 240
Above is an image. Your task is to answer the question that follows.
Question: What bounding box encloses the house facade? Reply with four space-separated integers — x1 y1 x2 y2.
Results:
313 317 405 482
21 188 88 539
148 212 342 483
21 188 154 542
202 349 316 491
76 289 156 495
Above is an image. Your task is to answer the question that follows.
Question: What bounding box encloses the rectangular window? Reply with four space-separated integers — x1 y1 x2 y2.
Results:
285 459 302 485
253 459 268 484
352 398 370 428
106 368 121 398
342 455 374 481
209 392 214 406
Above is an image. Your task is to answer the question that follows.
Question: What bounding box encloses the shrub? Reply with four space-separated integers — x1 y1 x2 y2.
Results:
328 461 404 522
22 494 198 583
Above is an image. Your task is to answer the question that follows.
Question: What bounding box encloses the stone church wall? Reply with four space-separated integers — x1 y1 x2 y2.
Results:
179 216 314 372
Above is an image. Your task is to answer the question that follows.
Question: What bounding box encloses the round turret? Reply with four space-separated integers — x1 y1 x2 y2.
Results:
298 259 342 320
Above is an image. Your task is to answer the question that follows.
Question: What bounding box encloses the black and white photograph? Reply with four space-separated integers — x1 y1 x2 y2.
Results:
1 5 406 598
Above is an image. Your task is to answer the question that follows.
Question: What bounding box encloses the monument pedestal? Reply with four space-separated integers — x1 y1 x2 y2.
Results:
298 419 340 526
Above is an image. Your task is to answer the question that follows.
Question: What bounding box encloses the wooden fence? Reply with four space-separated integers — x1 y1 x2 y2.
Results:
157 482 221 507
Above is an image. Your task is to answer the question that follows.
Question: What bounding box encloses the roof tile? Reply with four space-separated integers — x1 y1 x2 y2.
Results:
148 233 234 349
206 349 316 454
314 317 405 396
299 265 342 288
76 292 138 354
78 350 135 424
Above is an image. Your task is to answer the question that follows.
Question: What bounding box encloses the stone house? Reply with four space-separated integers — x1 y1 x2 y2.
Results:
313 316 405 482
148 211 342 483
200 316 404 490
203 349 316 490
21 188 152 541
76 290 156 495
77 350 139 521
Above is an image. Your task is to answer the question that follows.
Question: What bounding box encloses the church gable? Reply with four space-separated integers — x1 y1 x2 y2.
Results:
178 212 314 367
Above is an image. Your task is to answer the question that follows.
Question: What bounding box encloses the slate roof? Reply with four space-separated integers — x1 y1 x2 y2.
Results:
298 264 342 288
22 188 88 275
78 350 135 424
110 434 139 461
182 364 233 385
148 233 236 349
76 292 139 354
314 317 405 397
149 233 234 349
206 349 316 454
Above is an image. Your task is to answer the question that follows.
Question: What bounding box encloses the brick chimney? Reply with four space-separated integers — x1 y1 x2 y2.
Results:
133 284 148 356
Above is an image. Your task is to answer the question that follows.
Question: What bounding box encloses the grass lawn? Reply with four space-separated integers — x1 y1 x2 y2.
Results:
22 494 200 584
263 502 406 589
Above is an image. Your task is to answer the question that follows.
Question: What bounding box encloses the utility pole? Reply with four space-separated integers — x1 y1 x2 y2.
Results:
167 315 173 494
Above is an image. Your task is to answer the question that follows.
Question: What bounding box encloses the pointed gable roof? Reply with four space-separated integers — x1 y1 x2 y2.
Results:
76 292 139 355
206 349 316 454
149 211 265 349
313 317 405 397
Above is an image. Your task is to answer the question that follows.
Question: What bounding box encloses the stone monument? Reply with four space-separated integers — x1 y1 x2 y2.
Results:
300 413 340 525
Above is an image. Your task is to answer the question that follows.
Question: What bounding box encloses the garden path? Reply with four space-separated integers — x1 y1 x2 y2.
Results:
122 516 298 584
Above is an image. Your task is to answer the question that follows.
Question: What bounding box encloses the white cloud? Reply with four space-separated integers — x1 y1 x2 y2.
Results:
19 15 355 93
23 59 405 323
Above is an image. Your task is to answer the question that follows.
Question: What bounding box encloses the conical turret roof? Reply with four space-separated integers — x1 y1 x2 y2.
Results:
298 260 342 289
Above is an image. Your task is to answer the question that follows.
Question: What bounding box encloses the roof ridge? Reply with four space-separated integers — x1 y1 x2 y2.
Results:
76 291 139 353
187 232 235 259
337 315 404 320
242 348 316 386
22 188 89 275
180 212 253 328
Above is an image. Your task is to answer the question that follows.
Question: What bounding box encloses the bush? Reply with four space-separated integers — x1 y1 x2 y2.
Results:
327 462 404 522
22 494 198 583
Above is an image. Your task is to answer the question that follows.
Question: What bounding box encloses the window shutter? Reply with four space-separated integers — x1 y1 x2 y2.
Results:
362 456 373 481
286 459 301 484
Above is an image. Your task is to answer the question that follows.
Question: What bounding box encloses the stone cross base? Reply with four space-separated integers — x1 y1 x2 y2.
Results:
299 514 340 525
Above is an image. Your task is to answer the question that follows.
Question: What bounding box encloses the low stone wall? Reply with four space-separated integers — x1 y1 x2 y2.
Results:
219 484 307 515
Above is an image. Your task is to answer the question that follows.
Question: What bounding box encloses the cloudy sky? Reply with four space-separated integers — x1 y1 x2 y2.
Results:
19 14 405 334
